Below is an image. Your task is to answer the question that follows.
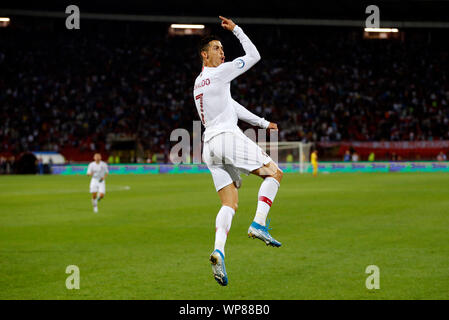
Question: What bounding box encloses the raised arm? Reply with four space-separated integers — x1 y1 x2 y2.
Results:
216 16 261 83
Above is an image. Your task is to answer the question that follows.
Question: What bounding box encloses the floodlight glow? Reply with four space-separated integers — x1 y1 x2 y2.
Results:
170 24 205 29
364 27 399 33
0 17 11 22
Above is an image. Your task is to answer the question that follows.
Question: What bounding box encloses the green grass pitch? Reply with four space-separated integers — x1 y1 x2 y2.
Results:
1 172 448 299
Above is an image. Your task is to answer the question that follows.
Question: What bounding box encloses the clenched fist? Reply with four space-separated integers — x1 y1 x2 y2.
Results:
267 122 278 131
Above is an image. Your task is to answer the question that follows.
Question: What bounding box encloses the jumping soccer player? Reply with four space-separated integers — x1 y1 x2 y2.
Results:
193 16 284 286
87 153 109 213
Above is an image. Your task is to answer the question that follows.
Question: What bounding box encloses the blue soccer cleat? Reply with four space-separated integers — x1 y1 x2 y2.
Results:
209 249 228 286
248 220 282 247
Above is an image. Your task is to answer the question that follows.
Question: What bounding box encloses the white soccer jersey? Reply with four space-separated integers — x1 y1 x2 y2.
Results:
87 161 109 180
193 25 270 142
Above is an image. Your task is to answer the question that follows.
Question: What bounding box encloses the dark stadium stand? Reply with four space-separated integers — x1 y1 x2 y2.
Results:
0 17 448 163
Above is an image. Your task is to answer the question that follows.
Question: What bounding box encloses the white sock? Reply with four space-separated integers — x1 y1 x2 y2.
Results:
214 206 235 256
92 198 97 207
254 177 280 226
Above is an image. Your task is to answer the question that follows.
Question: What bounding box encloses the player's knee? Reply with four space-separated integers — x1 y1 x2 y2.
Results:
223 201 238 212
272 169 283 184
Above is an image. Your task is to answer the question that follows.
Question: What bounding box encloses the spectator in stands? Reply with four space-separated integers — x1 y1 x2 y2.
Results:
37 157 44 175
437 151 447 161
0 22 448 163
343 150 351 162
5 156 15 174
391 153 398 162
114 153 121 164
0 156 6 174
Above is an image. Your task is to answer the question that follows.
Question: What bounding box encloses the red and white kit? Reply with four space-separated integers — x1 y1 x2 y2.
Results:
193 25 273 191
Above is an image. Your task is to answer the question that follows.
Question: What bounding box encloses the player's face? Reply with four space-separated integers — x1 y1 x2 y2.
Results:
203 40 225 67
94 154 101 162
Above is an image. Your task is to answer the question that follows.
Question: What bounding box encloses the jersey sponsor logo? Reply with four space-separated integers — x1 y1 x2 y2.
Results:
235 58 245 69
194 78 210 90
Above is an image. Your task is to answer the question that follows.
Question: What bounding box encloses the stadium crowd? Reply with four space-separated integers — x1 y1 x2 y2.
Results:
1 22 448 162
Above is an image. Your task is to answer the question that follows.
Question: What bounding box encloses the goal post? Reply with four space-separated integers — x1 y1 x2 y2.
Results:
258 141 313 173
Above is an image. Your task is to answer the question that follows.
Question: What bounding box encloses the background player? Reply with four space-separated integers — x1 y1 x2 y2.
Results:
87 153 109 213
311 149 318 177
194 16 284 286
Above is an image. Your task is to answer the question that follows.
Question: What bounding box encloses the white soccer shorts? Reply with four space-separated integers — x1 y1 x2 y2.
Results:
89 179 106 194
203 130 272 191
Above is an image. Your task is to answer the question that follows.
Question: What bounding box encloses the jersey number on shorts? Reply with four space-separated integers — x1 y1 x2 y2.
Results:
195 93 205 124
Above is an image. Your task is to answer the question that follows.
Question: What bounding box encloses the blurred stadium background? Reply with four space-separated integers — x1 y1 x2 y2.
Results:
1 1 449 300
1 0 449 173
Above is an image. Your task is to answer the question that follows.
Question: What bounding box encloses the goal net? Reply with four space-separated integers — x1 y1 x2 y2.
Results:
258 141 313 173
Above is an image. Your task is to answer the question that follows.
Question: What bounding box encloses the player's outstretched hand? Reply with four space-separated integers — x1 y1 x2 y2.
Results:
267 122 278 131
219 16 236 31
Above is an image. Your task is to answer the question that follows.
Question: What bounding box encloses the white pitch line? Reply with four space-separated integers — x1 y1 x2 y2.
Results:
0 185 131 196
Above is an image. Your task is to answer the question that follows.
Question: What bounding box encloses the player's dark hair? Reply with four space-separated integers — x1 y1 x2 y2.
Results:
198 35 221 63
